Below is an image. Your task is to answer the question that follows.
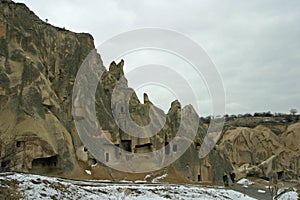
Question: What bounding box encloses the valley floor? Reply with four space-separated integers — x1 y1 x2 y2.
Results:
0 172 298 200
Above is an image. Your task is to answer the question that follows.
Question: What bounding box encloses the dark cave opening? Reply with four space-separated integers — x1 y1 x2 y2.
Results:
32 155 58 170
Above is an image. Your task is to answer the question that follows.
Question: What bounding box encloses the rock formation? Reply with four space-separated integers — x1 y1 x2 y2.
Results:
0 1 299 186
217 120 300 182
0 0 94 175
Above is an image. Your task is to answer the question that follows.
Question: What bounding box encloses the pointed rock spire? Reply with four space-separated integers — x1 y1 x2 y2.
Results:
143 93 153 105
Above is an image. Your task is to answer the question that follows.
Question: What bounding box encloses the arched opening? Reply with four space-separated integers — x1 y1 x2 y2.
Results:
31 156 58 173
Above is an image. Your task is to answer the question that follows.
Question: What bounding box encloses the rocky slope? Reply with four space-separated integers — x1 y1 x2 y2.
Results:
0 0 299 187
217 118 300 183
0 0 95 176
0 0 232 184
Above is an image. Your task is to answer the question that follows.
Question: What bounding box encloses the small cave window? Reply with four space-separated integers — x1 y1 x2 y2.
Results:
173 144 177 152
16 141 22 148
121 140 132 152
277 171 284 180
83 147 88 152
198 174 202 182
105 152 109 162
195 142 201 150
121 106 124 113
165 142 170 155
1 160 9 168
223 174 229 187
230 172 236 183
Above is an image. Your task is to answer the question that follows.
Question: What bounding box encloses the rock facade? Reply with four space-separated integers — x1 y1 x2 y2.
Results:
0 1 299 185
0 1 94 176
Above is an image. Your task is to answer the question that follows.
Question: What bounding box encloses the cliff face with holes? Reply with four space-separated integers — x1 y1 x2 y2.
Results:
0 0 94 175
0 1 233 184
1 1 299 185
217 120 300 182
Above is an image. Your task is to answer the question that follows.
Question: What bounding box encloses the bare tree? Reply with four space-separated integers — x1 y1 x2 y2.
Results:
290 108 297 115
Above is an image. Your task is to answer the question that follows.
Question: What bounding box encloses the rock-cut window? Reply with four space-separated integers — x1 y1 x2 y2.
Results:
16 141 21 148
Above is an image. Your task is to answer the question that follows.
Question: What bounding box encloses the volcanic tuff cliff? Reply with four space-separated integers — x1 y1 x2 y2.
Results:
0 0 94 175
218 118 300 182
0 0 299 185
0 0 233 184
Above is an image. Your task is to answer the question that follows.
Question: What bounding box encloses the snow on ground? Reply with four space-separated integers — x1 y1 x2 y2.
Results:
276 191 298 200
0 172 258 200
152 173 168 183
134 180 147 183
257 189 266 193
237 178 254 186
276 188 298 200
85 169 92 175
144 174 151 179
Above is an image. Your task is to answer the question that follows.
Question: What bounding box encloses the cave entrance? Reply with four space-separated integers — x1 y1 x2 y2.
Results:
134 143 153 153
16 141 24 148
196 142 201 151
32 156 58 172
165 142 170 155
198 174 202 182
1 160 9 169
121 140 132 152
277 171 284 180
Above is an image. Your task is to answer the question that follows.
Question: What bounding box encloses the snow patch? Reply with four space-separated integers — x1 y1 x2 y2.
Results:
120 180 133 183
91 163 98 167
85 170 92 175
135 180 147 183
152 173 168 183
258 189 266 193
0 172 258 200
276 191 298 200
237 178 254 186
144 174 151 179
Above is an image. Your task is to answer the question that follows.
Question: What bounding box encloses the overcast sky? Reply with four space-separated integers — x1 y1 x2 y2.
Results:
16 0 300 116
